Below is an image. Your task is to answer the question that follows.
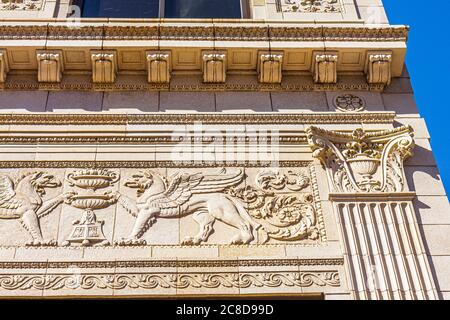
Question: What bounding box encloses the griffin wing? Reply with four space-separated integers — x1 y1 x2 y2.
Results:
0 175 26 216
148 169 243 216
161 172 203 207
191 168 244 194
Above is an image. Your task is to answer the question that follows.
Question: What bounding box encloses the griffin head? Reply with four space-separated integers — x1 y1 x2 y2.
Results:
28 172 61 196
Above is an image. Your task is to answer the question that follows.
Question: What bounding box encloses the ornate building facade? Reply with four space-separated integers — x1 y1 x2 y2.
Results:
0 0 448 300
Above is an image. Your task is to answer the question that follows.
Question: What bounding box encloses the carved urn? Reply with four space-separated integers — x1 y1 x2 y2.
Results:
347 154 381 182
63 169 119 247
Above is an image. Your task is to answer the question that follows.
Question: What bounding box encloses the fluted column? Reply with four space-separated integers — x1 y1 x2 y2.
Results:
307 126 438 300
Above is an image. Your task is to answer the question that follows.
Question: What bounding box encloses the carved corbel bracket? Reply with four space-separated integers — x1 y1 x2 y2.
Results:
258 51 284 84
306 126 415 193
0 49 9 83
312 52 338 84
36 50 64 83
146 50 171 84
365 51 392 86
91 50 117 84
202 51 227 83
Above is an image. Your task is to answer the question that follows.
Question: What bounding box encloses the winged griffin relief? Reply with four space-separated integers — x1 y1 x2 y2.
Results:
0 172 72 246
116 168 319 246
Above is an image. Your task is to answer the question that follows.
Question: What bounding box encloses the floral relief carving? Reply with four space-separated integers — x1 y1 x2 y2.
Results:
334 94 365 112
306 126 415 193
279 0 342 13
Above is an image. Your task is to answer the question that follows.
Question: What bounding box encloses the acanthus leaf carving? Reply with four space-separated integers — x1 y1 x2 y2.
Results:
306 126 415 193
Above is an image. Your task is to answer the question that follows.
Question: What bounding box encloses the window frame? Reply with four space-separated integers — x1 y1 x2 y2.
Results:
73 0 249 19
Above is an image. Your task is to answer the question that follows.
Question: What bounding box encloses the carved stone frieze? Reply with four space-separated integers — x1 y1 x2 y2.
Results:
307 126 415 193
91 51 117 84
258 51 284 84
146 51 171 84
0 165 325 247
313 52 338 84
202 51 227 83
0 49 8 83
36 50 64 83
365 51 393 86
278 0 342 13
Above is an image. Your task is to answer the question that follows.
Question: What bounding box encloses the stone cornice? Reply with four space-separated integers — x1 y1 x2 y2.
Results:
0 21 408 42
0 112 396 125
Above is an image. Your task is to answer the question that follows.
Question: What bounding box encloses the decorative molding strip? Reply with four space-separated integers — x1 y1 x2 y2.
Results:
0 78 387 92
0 112 396 125
0 271 340 290
0 135 309 145
0 24 408 42
0 160 313 169
0 258 345 269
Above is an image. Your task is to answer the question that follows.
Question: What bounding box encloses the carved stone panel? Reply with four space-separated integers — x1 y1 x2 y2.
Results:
277 0 342 13
0 0 43 11
0 165 325 247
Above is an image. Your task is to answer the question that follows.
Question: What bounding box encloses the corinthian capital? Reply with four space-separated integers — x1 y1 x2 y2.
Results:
306 126 414 193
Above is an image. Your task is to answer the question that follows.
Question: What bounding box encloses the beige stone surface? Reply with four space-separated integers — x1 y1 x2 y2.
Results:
272 92 328 112
160 92 215 112
405 166 447 196
414 196 450 225
102 92 159 112
216 92 272 112
421 226 450 256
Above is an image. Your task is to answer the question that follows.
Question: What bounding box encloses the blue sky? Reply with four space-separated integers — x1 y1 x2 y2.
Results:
383 0 450 194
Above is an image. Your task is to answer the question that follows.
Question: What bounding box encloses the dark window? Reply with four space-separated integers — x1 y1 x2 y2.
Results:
80 0 160 18
77 0 243 19
164 0 242 19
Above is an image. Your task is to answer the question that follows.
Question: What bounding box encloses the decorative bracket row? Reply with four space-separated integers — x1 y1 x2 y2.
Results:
0 49 393 86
